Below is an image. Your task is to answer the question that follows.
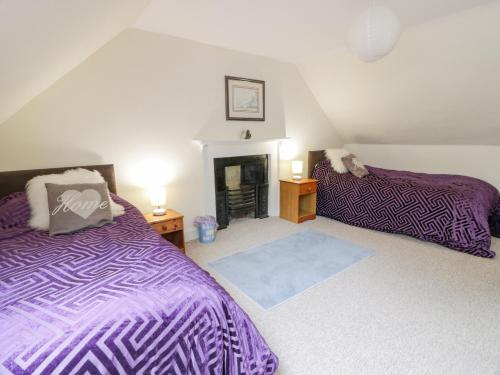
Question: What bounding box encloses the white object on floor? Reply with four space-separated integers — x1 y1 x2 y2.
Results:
26 168 124 230
188 216 500 375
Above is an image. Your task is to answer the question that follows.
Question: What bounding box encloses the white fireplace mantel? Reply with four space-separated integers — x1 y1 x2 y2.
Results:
197 138 286 219
194 137 289 147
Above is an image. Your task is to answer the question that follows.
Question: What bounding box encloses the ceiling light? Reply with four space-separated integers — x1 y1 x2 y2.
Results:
348 4 401 62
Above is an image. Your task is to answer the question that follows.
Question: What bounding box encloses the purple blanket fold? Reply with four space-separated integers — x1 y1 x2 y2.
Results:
491 199 500 238
313 160 499 258
0 193 278 374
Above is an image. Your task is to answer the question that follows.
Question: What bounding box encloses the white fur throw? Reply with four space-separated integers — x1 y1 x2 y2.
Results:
26 168 125 230
325 148 351 173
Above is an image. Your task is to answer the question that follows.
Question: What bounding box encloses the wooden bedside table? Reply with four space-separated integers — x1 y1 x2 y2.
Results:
144 210 185 252
280 178 318 223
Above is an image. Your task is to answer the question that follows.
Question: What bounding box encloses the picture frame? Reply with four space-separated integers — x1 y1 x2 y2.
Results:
225 76 265 121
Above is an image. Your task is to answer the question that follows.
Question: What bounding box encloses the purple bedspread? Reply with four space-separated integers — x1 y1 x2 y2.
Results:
313 160 500 258
0 193 278 374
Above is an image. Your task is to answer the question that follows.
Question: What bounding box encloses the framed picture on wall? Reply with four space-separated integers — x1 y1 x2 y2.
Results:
225 76 265 121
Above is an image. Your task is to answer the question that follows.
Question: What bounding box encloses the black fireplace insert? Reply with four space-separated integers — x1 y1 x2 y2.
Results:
214 154 269 229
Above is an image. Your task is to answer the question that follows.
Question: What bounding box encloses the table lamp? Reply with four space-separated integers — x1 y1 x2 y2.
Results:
291 160 303 180
150 186 166 216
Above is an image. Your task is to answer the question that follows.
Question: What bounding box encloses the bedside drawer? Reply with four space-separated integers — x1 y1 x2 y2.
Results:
152 218 183 234
299 182 316 195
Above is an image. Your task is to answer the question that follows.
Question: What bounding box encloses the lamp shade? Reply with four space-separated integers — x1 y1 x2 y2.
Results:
291 160 303 175
348 5 401 62
149 186 166 207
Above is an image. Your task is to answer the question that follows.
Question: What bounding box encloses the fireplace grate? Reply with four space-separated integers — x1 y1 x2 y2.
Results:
227 185 256 217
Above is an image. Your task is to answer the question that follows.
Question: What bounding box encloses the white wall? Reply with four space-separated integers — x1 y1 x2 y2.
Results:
346 144 500 189
0 29 342 239
299 1 500 146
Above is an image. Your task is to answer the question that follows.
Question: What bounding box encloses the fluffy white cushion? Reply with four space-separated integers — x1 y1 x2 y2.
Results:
325 148 351 173
26 168 125 230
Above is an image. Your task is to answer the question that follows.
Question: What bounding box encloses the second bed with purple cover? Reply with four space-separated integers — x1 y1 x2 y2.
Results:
313 160 500 258
0 192 278 374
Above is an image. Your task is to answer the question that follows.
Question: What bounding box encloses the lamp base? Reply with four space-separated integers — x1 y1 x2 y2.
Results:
152 207 166 216
292 175 302 180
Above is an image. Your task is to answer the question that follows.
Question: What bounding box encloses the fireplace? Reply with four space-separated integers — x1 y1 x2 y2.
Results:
214 154 269 229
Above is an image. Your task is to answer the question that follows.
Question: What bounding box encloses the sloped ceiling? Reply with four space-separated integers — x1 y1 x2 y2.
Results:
134 0 494 63
299 2 500 145
0 0 149 126
2 0 498 147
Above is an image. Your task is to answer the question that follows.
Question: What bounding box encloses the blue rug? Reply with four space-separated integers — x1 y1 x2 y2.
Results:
209 230 373 309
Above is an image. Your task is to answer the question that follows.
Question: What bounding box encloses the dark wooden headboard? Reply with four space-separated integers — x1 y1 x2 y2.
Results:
308 150 326 178
0 164 117 200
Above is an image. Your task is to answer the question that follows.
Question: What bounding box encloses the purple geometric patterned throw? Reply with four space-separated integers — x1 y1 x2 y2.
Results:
313 160 500 258
0 193 278 374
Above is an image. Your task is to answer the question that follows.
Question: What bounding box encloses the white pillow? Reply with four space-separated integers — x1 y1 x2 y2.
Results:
26 168 125 230
325 148 351 173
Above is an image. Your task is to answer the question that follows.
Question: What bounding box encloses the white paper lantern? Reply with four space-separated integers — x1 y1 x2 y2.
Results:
348 5 401 62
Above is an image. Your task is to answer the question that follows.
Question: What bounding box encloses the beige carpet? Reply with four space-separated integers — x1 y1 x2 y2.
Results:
187 217 500 375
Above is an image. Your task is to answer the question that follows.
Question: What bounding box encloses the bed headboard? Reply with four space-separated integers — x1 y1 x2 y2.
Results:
0 164 117 200
308 150 326 178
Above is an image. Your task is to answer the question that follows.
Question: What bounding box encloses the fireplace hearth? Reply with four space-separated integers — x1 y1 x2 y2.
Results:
214 154 269 229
